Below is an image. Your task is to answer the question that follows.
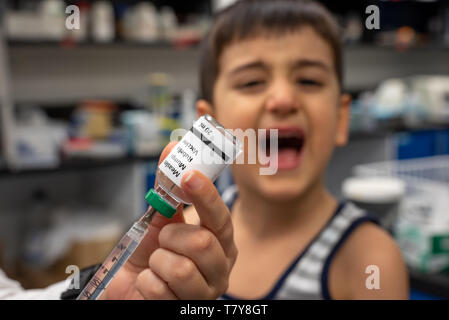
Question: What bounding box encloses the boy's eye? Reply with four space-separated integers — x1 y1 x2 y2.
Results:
237 80 266 90
296 78 322 87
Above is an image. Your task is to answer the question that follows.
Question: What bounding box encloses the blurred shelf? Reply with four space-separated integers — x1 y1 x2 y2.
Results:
349 122 449 140
7 39 201 50
349 130 389 140
8 39 449 51
344 43 449 52
0 154 161 176
8 41 449 104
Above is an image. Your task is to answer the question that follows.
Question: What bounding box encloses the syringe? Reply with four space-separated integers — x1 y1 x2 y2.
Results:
77 185 180 300
76 114 242 300
76 205 158 300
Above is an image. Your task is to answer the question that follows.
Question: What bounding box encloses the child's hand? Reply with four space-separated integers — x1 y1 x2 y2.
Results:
102 142 237 299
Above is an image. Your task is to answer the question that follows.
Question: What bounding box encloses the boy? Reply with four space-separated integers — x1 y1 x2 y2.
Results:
186 0 409 299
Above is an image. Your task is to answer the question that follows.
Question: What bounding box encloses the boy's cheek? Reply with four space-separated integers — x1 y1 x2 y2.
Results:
214 88 264 127
305 112 339 163
308 132 338 177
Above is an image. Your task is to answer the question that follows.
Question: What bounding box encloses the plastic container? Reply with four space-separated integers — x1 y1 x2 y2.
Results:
353 156 449 273
342 176 405 231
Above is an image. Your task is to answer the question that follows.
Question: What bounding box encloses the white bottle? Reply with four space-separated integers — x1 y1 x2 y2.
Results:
39 0 66 40
91 1 115 43
159 6 178 41
133 2 159 42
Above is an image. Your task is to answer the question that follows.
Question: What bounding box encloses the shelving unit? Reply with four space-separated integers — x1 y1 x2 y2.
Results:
8 41 199 105
0 4 16 171
0 1 207 283
6 42 449 105
0 154 160 176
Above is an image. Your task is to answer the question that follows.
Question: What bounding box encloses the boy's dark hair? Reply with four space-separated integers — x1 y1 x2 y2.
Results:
199 0 343 103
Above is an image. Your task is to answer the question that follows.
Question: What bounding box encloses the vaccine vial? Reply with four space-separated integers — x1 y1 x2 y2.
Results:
144 114 243 218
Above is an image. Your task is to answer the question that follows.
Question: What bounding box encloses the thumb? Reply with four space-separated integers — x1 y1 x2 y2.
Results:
128 141 185 268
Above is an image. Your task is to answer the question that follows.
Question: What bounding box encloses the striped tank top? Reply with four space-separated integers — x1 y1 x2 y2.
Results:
219 185 379 300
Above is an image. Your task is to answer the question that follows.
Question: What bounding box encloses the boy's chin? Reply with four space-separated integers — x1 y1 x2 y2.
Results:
256 177 309 202
232 165 314 201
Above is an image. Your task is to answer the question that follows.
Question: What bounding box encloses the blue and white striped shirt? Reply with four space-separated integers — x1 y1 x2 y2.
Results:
219 185 379 300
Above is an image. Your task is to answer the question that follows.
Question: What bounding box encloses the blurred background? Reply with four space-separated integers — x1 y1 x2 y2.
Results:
0 0 448 299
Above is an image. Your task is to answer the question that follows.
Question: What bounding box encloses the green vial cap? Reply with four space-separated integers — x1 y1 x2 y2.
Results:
145 189 177 218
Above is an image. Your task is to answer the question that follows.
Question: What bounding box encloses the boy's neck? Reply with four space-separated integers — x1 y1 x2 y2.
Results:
233 178 337 239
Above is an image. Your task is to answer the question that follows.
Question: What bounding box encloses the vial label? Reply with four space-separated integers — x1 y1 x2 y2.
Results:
159 116 239 187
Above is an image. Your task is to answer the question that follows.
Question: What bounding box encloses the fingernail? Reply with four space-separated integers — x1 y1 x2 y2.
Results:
184 171 203 191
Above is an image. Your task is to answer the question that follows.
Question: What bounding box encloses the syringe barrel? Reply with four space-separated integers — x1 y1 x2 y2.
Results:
76 222 147 300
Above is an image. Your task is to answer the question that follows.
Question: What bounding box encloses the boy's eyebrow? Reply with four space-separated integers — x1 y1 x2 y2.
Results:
229 60 268 75
291 59 331 73
228 59 331 76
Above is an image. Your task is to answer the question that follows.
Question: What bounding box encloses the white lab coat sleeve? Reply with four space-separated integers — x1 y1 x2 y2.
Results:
0 268 68 300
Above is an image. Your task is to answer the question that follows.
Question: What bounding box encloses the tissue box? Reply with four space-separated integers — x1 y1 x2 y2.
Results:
395 221 449 274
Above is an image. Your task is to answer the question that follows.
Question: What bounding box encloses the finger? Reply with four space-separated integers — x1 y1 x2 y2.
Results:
129 207 185 269
149 248 213 299
158 223 228 288
128 141 185 269
181 170 236 260
135 268 178 300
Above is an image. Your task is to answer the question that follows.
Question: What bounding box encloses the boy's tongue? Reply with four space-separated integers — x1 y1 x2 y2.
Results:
276 148 302 170
262 128 305 170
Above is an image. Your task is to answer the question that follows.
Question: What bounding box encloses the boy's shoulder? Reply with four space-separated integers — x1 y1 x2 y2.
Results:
338 221 402 267
331 216 409 299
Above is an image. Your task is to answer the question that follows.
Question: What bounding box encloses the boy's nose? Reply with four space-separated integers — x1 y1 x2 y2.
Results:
265 82 299 116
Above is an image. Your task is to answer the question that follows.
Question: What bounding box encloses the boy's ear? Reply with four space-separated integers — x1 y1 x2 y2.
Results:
335 93 351 147
196 99 214 118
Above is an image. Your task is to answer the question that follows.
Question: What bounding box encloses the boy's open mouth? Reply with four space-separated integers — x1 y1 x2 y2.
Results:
261 128 305 170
